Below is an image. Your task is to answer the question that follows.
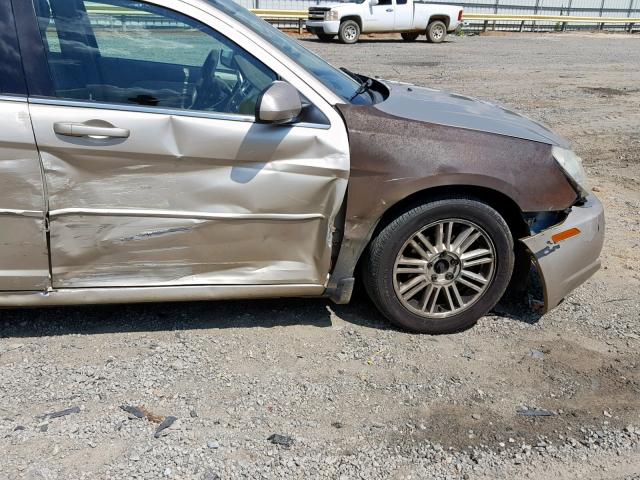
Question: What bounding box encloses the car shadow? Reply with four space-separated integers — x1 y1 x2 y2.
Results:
0 280 541 339
491 293 543 325
0 292 394 339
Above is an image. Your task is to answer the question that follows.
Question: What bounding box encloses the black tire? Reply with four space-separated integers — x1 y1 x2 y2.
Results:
316 33 335 42
401 32 420 41
363 197 514 334
338 20 360 44
426 20 447 43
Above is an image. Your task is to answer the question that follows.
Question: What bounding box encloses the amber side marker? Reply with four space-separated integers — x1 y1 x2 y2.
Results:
551 227 581 243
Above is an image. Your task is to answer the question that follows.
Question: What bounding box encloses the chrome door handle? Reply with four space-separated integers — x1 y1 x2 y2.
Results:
53 122 130 139
386 8 393 11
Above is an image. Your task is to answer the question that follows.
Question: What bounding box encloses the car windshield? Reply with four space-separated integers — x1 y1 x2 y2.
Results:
203 0 373 104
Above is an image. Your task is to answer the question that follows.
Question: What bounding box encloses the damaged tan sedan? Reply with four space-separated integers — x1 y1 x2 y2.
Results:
1 0 604 333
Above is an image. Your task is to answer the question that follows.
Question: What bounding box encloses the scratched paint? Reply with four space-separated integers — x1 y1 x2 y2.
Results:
0 100 50 290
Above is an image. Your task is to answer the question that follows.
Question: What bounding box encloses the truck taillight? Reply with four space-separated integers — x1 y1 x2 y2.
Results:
458 9 463 21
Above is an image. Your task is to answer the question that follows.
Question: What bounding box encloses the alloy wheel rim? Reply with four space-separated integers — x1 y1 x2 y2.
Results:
345 25 357 40
432 25 444 39
392 219 496 319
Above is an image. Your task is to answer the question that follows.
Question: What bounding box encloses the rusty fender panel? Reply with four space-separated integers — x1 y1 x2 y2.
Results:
328 104 577 294
30 104 348 287
0 100 50 290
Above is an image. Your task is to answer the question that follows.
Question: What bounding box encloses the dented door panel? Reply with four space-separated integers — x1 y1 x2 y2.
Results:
0 99 50 290
30 103 348 288
49 215 331 287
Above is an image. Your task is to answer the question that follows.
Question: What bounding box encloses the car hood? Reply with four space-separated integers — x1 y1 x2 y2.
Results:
374 80 570 148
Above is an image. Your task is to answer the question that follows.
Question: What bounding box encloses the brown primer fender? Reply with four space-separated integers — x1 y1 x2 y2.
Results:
327 104 577 302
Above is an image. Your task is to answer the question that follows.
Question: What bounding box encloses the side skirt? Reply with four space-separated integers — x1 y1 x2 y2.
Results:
0 284 326 307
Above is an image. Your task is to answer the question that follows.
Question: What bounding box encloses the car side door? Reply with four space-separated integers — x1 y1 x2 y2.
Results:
0 2 50 291
393 0 414 31
363 0 396 32
17 0 349 289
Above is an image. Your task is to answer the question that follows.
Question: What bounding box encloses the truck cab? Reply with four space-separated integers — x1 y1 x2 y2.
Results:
306 0 463 44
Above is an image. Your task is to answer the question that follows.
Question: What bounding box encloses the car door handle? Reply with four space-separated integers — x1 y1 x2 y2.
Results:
53 122 130 139
386 8 393 11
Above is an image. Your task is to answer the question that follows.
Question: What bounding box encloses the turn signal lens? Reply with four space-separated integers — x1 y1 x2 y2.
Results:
458 10 463 21
551 227 581 243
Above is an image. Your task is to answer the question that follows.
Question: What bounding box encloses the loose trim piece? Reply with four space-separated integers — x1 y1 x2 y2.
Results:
49 208 324 221
0 209 43 218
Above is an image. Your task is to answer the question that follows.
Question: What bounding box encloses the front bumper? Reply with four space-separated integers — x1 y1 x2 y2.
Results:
306 20 340 35
521 193 604 312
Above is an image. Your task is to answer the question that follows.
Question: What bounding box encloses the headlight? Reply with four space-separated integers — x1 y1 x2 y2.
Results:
552 146 590 199
325 9 339 21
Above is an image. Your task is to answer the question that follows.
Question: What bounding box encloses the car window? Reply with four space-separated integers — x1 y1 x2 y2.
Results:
377 0 393 5
203 0 377 105
396 0 408 5
33 0 277 115
0 2 27 95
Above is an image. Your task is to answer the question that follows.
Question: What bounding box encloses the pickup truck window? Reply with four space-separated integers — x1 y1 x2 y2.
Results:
204 0 376 105
33 0 277 115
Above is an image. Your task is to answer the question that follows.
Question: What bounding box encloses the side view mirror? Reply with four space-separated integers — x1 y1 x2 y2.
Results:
370 0 379 6
255 81 302 124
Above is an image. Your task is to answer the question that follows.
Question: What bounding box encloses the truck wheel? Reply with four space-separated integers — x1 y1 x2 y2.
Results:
426 20 447 43
316 33 335 42
401 32 420 41
363 197 514 334
338 20 360 44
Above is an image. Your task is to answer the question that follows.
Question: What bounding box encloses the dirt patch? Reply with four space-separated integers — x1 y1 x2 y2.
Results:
579 86 639 96
395 61 442 67
396 340 640 451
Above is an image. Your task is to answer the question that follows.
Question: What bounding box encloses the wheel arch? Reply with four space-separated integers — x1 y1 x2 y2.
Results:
327 183 532 304
371 184 530 242
428 15 450 29
367 184 533 293
341 15 362 30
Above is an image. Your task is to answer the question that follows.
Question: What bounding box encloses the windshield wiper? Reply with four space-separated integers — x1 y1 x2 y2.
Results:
340 67 360 81
341 67 374 101
349 77 374 101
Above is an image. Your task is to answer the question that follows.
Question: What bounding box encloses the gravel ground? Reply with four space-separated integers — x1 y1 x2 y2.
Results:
1 32 639 480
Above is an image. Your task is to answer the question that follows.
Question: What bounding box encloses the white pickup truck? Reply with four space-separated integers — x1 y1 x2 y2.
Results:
306 0 463 44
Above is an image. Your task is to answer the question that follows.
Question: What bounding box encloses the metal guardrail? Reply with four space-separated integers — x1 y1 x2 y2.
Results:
463 12 639 22
84 6 640 33
253 8 640 22
251 9 639 32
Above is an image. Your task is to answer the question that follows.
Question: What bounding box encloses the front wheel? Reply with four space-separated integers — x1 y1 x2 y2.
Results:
363 198 514 334
338 20 360 44
401 32 420 41
426 20 447 43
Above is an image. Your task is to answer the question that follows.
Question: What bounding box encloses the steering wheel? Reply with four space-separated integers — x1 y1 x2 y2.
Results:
191 49 240 111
